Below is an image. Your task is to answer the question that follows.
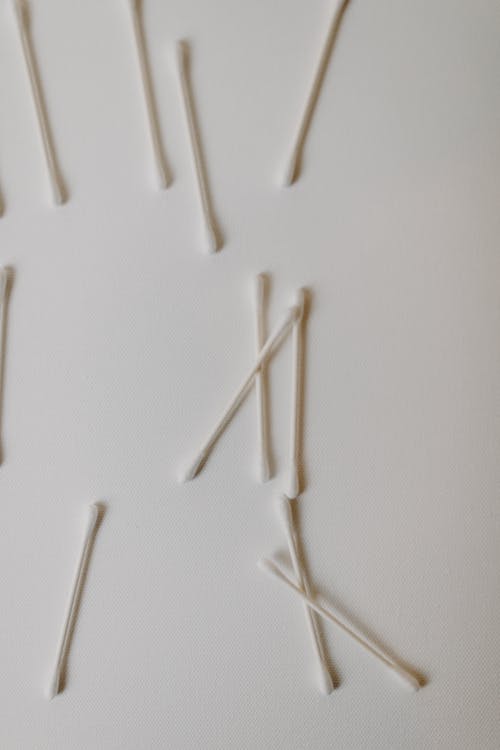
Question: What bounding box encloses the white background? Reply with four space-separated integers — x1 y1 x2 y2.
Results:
0 0 499 748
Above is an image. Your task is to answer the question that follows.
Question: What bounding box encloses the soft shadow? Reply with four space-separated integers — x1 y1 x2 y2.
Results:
57 503 106 693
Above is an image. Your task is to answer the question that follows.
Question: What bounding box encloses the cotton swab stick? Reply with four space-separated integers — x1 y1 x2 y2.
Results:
259 557 420 691
282 0 348 186
181 304 300 481
0 267 10 463
254 274 271 482
13 0 66 205
127 0 170 188
0 268 8 318
176 40 220 253
0 271 7 303
286 289 305 499
48 503 103 699
277 496 333 693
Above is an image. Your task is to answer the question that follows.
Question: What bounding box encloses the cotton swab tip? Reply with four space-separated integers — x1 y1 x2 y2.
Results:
295 288 306 320
318 661 335 695
283 152 298 187
389 663 421 692
176 39 188 68
206 222 220 253
13 0 29 26
158 167 170 190
52 182 66 206
80 502 101 548
181 451 207 482
47 671 61 700
87 502 101 526
255 273 266 300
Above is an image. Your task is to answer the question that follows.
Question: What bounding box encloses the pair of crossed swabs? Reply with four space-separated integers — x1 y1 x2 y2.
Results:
48 498 420 699
181 278 304 491
263 495 421 693
254 273 303 493
47 499 421 698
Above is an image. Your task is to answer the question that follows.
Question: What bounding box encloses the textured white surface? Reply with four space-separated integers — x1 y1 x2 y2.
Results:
0 0 500 748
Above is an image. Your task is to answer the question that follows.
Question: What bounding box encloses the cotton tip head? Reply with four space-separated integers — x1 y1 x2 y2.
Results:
255 273 267 299
89 502 100 520
205 222 220 253
13 0 29 26
176 39 189 68
52 182 67 207
47 671 61 700
318 662 334 695
89 502 104 525
295 288 306 321
82 503 101 539
390 663 421 692
157 165 170 190
283 153 298 187
180 451 207 482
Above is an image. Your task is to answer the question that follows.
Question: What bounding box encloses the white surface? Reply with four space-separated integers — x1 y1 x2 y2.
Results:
0 0 499 748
